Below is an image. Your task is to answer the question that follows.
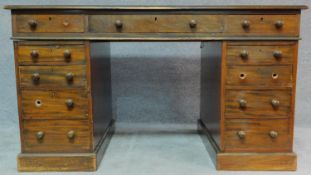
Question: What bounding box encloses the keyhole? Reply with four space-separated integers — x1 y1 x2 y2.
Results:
154 17 158 21
49 17 52 21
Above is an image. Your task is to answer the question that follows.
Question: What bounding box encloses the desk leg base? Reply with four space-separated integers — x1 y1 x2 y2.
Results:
17 120 115 172
217 152 297 171
198 119 297 171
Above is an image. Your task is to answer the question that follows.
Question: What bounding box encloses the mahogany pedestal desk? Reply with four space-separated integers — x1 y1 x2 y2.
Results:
4 5 308 172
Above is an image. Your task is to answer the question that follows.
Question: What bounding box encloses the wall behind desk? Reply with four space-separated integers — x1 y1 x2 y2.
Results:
0 0 310 126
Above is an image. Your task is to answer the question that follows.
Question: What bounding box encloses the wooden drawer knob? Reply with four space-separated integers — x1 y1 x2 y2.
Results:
67 130 76 139
241 20 250 30
36 131 45 140
28 19 37 30
240 50 249 59
189 19 197 28
115 20 123 29
239 99 247 108
271 99 280 108
63 49 71 61
273 50 283 59
66 72 74 82
63 21 70 27
269 130 278 138
237 131 246 139
30 50 39 60
66 99 74 108
275 20 284 29
32 73 40 83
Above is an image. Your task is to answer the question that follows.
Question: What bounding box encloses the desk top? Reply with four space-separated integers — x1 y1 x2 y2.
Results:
4 5 308 10
6 5 307 41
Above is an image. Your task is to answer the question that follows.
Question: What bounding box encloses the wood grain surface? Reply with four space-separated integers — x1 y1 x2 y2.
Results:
14 14 85 33
19 65 87 89
22 120 92 153
226 65 293 88
17 44 86 65
21 89 88 119
225 90 291 118
223 119 291 152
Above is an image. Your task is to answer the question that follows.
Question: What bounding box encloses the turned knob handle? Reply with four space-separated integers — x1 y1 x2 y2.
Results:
189 19 197 28
67 130 76 139
115 20 123 29
63 21 70 27
237 131 246 139
66 72 74 82
36 131 45 140
240 50 249 59
64 49 71 61
32 73 40 83
239 99 247 108
242 20 250 30
275 20 284 29
269 130 278 138
30 50 39 60
271 99 280 108
66 99 74 108
28 19 37 30
273 50 283 59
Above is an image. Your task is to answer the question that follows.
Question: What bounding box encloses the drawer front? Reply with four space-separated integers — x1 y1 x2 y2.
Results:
226 44 294 65
225 90 291 118
21 90 88 119
226 65 292 87
224 119 291 152
22 120 91 153
89 15 224 33
15 14 85 33
17 44 86 65
19 65 87 88
225 15 299 36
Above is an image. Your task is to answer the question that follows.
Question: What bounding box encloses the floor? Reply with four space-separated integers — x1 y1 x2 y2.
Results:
0 122 310 175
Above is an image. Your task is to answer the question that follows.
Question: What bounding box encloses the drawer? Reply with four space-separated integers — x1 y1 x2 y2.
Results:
225 15 299 36
226 43 295 65
89 15 224 33
19 65 87 89
224 119 291 152
14 14 85 33
17 44 86 65
21 90 88 119
225 90 291 118
22 120 91 153
226 65 292 88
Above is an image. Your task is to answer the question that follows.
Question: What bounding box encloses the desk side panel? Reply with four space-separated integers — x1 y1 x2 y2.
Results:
90 42 113 148
200 42 222 147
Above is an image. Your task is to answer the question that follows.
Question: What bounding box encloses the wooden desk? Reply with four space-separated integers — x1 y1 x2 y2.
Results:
5 5 307 172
